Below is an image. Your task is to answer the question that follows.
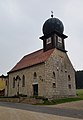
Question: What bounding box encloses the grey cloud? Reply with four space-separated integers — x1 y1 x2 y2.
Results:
0 0 83 75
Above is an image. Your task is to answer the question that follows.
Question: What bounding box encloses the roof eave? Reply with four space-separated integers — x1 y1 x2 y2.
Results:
8 62 45 74
40 31 68 40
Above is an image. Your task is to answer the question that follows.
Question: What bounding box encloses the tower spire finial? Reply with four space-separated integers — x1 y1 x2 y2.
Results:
51 11 53 18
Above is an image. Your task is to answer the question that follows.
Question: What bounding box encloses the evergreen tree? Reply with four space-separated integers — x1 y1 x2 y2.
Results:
75 70 83 89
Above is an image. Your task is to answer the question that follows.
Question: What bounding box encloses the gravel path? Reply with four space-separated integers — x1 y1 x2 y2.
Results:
0 106 82 120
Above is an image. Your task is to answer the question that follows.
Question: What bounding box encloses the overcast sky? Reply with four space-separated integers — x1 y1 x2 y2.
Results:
0 0 83 75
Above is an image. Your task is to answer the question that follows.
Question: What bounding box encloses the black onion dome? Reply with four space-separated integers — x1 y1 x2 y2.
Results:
42 18 64 35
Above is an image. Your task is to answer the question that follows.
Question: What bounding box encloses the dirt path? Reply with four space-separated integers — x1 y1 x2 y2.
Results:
49 100 83 110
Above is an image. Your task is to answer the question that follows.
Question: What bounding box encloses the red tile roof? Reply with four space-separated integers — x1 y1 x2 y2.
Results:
9 49 54 73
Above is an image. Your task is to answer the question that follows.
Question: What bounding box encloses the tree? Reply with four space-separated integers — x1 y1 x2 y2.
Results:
75 70 83 89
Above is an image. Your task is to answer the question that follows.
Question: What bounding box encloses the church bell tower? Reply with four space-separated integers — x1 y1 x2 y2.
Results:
40 12 68 52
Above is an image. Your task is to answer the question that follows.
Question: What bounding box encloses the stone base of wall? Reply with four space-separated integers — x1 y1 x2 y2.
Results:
0 97 43 105
0 98 19 103
48 95 76 100
0 95 77 104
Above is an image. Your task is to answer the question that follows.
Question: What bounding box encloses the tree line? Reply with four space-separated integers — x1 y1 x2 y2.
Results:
75 70 83 89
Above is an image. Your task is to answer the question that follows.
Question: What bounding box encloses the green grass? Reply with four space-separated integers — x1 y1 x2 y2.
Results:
42 97 83 105
76 89 83 98
36 89 83 105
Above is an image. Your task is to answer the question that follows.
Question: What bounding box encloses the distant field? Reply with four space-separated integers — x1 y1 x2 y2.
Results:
76 89 83 97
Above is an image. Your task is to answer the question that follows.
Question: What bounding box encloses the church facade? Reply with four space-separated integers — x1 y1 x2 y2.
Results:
8 15 76 99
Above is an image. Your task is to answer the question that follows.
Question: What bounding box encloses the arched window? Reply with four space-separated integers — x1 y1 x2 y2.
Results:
13 77 15 88
6 80 7 86
22 75 25 87
68 75 71 81
53 72 55 78
34 72 37 78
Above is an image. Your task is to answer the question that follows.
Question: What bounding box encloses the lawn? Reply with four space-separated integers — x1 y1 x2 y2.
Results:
76 89 83 98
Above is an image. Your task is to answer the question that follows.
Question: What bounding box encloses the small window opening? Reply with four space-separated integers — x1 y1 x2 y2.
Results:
22 75 25 87
68 84 71 89
6 80 7 86
53 83 56 88
34 72 37 78
13 77 15 88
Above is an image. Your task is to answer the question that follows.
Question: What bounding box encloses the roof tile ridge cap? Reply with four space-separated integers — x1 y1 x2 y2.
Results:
23 48 43 58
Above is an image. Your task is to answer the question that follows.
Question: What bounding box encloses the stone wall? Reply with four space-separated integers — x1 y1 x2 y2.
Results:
8 63 45 97
44 48 76 98
0 97 43 104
